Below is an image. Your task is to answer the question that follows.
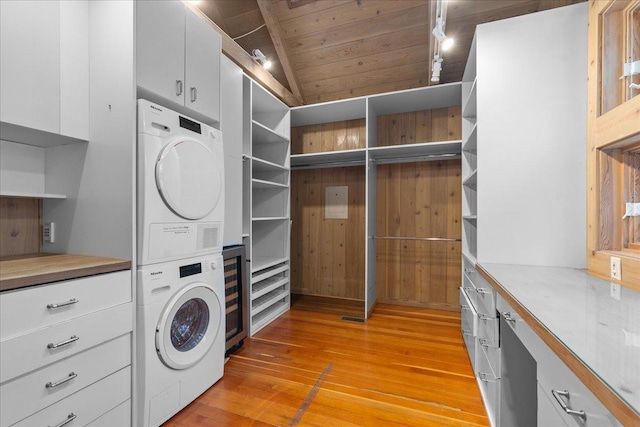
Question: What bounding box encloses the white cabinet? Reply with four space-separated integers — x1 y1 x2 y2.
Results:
137 0 220 125
0 0 89 145
244 77 291 335
0 270 133 426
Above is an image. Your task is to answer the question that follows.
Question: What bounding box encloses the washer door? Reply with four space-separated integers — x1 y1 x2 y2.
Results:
156 138 222 220
156 283 222 370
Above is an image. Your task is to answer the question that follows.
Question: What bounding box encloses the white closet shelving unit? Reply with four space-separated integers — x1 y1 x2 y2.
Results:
243 76 291 335
461 34 478 267
290 83 462 318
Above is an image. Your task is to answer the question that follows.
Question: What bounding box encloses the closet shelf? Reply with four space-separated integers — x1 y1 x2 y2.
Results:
368 140 462 163
462 79 477 119
463 170 477 188
252 157 289 172
252 120 289 144
252 276 289 300
291 148 366 169
0 191 66 199
462 123 478 153
252 216 289 222
463 215 478 222
251 288 288 314
251 178 288 189
251 256 289 273
251 301 288 333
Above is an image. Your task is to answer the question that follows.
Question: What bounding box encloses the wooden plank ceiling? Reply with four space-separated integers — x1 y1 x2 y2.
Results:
196 0 585 107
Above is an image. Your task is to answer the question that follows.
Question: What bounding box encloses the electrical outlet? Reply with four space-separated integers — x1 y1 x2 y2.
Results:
610 282 621 300
43 222 55 243
610 256 621 280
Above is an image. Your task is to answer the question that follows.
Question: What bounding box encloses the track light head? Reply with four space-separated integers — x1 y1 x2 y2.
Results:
432 17 454 51
251 49 272 70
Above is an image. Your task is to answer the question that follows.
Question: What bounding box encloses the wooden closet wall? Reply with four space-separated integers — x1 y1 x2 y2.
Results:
290 107 461 310
376 108 462 310
290 119 366 300
0 197 41 257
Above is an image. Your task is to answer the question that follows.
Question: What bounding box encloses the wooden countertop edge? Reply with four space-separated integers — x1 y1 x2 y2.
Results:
0 256 131 292
476 264 640 426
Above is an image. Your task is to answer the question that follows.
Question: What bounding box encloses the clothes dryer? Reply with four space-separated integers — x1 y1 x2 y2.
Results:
137 99 224 266
136 254 225 427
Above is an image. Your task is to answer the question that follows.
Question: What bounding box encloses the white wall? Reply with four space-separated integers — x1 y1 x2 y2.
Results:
44 0 135 260
0 141 45 194
477 3 587 268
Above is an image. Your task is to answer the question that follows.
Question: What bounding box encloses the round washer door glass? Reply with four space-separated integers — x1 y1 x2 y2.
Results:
156 283 222 370
156 138 222 220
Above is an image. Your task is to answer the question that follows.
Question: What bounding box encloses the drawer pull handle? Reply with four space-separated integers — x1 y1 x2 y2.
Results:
476 288 491 295
503 312 517 323
47 335 79 349
46 372 77 389
479 338 496 348
464 268 474 274
552 389 587 422
190 86 198 102
49 413 76 427
478 371 497 383
478 314 493 321
176 80 183 96
462 329 473 337
47 298 79 310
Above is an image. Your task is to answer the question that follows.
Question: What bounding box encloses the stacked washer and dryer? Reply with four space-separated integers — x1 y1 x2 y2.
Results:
136 99 226 426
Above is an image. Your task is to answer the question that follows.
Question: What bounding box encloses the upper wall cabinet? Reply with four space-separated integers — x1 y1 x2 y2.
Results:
587 0 640 288
0 0 89 146
137 1 221 126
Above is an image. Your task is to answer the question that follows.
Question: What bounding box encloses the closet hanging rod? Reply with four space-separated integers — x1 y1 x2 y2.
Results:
369 153 460 165
373 236 462 242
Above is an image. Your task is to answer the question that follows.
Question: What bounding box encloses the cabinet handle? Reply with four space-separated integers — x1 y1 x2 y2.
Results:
552 389 587 422
47 298 78 310
464 268 474 274
503 311 517 323
478 371 496 383
46 372 77 389
478 314 493 321
176 80 183 96
49 413 76 427
476 288 491 295
47 335 79 349
479 338 494 348
462 329 473 336
191 87 197 102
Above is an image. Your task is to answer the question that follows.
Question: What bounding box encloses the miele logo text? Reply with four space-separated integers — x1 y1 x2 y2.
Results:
150 271 163 276
150 105 162 112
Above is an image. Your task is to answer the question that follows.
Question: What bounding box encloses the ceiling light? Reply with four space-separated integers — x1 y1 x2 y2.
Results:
251 49 272 70
432 17 454 51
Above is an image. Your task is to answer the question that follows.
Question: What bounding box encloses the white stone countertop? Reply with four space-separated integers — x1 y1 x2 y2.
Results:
479 263 640 417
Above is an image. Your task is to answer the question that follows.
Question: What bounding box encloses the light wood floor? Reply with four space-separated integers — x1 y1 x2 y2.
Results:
164 299 489 427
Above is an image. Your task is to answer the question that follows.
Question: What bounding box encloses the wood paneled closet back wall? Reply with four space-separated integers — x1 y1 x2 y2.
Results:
291 107 462 310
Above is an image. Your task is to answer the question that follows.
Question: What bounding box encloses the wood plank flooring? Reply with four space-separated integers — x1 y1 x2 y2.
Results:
164 301 488 427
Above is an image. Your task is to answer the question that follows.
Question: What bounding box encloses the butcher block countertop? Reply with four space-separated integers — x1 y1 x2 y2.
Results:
0 253 131 292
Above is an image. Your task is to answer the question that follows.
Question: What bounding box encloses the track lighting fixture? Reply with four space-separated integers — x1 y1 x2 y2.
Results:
251 49 272 70
432 17 454 51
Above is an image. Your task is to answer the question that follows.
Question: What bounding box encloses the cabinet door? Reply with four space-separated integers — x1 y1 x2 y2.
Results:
136 0 185 105
185 7 221 122
0 0 60 134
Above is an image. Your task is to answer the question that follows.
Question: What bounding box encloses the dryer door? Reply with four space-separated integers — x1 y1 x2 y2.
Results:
156 138 222 220
156 283 222 370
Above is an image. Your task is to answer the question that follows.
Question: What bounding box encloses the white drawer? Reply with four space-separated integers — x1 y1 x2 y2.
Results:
462 274 478 311
0 270 131 339
0 302 132 383
460 288 477 370
476 344 500 425
474 274 496 318
12 366 131 427
86 399 131 427
536 343 622 427
477 333 501 378
477 311 499 348
0 334 130 426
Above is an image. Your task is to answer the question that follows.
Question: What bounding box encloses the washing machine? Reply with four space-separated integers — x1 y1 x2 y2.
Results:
137 99 224 266
136 254 225 427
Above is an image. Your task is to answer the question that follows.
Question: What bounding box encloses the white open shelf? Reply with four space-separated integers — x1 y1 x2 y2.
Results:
252 157 289 187
462 123 477 153
252 120 289 145
251 255 289 273
252 275 289 300
0 191 66 199
463 170 477 188
462 82 477 119
252 216 289 221
251 301 289 334
252 186 288 218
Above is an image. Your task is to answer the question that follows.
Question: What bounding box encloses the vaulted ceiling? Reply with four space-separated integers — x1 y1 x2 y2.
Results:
195 0 586 107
